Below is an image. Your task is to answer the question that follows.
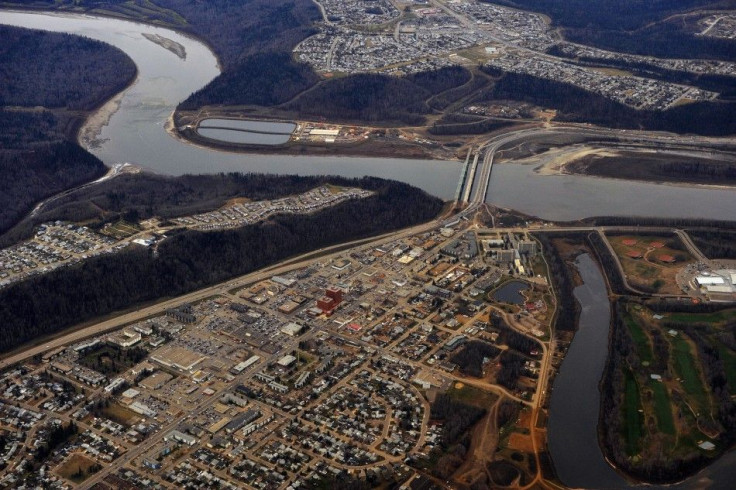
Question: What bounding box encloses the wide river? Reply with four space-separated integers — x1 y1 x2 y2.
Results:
2 10 736 220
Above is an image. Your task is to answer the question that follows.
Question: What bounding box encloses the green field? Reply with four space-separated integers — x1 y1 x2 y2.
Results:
624 371 643 456
624 311 653 364
667 310 736 325
717 345 736 392
650 381 676 435
672 337 709 412
447 383 498 409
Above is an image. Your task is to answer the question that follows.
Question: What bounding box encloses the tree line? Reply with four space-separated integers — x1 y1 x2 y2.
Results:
531 233 584 332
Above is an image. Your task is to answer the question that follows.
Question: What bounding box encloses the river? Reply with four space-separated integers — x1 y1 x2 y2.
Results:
2 10 736 219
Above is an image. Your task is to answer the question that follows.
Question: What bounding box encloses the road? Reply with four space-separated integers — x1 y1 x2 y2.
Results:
0 207 457 369
3 121 731 488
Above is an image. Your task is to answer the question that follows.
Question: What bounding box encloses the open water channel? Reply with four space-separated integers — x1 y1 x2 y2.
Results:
2 11 736 219
2 10 736 487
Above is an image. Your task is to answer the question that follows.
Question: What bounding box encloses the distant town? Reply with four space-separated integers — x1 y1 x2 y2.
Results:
295 0 733 110
0 186 371 289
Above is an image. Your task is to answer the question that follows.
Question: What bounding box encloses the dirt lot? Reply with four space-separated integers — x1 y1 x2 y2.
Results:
56 453 100 483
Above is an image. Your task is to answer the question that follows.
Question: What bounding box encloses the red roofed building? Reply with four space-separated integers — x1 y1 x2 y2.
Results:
326 287 343 303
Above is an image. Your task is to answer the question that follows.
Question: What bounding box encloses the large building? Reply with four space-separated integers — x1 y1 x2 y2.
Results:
695 270 736 301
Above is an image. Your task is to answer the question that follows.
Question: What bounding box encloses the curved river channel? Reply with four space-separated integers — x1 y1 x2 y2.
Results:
2 10 736 488
2 10 736 220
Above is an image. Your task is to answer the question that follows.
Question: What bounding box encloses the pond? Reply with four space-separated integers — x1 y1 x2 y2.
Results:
492 280 530 305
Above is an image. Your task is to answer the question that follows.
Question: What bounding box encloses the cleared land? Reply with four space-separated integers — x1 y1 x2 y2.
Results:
608 234 693 294
56 453 101 483
566 150 736 186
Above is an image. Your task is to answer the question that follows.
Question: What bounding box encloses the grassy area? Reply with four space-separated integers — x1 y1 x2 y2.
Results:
717 345 736 392
56 453 101 483
447 382 498 410
78 344 147 376
608 234 693 294
101 403 140 427
624 310 653 364
672 336 710 412
100 220 140 239
650 381 676 435
667 310 736 325
624 370 643 456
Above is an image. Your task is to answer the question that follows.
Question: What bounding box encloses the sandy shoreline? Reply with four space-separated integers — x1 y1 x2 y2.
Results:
78 73 139 152
528 145 736 191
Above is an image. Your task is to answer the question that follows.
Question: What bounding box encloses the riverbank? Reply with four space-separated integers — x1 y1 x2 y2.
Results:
532 146 736 189
78 72 140 150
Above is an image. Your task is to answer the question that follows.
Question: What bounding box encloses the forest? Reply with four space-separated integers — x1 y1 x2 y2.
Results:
284 68 470 125
423 393 487 479
485 0 736 61
0 25 136 110
567 152 736 187
0 140 106 236
178 53 318 110
687 230 736 259
450 340 501 377
0 178 442 354
0 25 136 236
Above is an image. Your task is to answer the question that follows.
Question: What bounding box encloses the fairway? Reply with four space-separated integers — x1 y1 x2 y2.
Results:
672 337 709 412
650 381 675 435
624 371 643 456
667 310 736 325
624 310 653 363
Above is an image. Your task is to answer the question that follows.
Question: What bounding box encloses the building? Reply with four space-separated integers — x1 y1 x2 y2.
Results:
517 240 537 255
104 378 125 393
280 322 304 337
139 371 173 390
224 409 261 434
496 249 516 263
130 402 157 419
150 345 207 373
326 287 343 303
164 430 196 446
109 329 142 348
230 355 260 374
278 355 297 368
317 296 336 314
